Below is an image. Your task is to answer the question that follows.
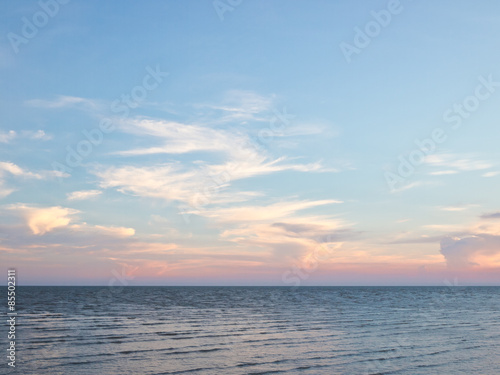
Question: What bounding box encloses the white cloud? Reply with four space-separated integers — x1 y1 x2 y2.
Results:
439 204 477 212
67 190 102 201
0 161 67 179
0 161 41 178
115 118 242 156
423 224 466 232
0 162 67 198
6 204 136 238
25 95 99 109
91 225 135 237
0 130 16 143
0 130 52 143
95 160 336 208
0 183 15 198
429 170 458 176
96 117 332 205
9 205 79 235
201 199 342 223
196 90 274 124
24 130 52 141
425 154 493 174
390 181 423 193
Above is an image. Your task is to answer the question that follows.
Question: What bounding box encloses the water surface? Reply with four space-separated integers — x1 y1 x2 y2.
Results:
2 286 499 374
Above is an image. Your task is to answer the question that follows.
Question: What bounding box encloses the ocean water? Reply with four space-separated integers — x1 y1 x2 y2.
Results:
2 286 499 374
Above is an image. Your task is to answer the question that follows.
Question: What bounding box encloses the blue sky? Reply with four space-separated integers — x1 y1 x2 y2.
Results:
2 0 500 285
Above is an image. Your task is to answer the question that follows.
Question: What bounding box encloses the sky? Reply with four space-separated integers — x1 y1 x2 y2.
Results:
1 0 500 286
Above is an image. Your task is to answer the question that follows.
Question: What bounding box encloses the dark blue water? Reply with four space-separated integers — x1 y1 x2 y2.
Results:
1 287 499 374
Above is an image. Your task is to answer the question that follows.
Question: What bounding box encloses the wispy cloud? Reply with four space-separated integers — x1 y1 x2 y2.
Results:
24 130 52 140
429 170 457 176
480 212 500 220
0 161 43 179
25 95 100 110
0 161 66 179
94 162 305 205
483 171 500 177
0 162 67 198
198 199 350 262
425 153 493 174
195 90 274 124
201 199 342 223
74 224 135 237
67 190 102 201
114 117 245 156
439 204 478 212
97 114 333 206
389 181 423 193
0 129 51 143
0 130 16 143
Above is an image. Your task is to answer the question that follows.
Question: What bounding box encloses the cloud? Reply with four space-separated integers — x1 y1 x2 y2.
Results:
219 217 347 262
201 199 342 223
97 92 335 209
195 90 274 124
95 162 297 205
95 163 200 203
5 204 136 239
115 118 240 156
113 118 330 173
439 204 477 212
432 213 500 269
0 162 68 198
8 205 79 235
67 190 102 201
0 130 52 143
0 130 16 143
390 181 423 193
440 235 500 269
87 225 135 237
425 153 493 174
201 199 350 263
25 95 99 110
424 224 466 232
429 170 457 176
483 171 500 177
271 222 356 242
0 161 65 179
480 212 500 220
0 184 15 198
96 151 330 206
388 235 444 244
0 162 42 179
24 130 52 141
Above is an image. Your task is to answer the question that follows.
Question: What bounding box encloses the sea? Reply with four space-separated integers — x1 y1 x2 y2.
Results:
1 286 499 374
